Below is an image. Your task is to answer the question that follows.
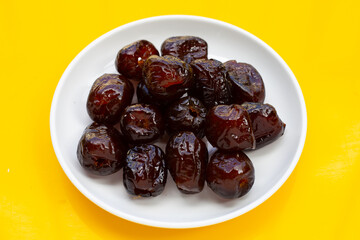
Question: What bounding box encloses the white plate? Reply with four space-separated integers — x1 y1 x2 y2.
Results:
50 15 307 228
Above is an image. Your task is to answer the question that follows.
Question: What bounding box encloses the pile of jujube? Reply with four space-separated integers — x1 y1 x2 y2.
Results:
77 36 286 199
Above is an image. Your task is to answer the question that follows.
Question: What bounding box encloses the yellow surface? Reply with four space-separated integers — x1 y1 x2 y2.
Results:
1 0 359 239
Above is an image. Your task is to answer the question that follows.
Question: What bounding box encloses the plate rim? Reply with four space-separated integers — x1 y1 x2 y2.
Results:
50 14 307 229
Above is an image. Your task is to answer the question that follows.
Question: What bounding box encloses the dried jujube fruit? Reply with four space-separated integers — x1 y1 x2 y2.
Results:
165 96 207 137
190 59 232 108
86 74 134 125
143 55 193 101
205 104 255 151
165 131 208 194
242 102 286 148
77 122 127 176
78 36 286 202
161 36 208 63
206 150 255 199
120 103 164 144
115 40 159 80
123 144 167 197
224 60 265 104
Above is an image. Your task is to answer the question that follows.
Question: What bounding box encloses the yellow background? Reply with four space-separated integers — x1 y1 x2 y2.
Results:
1 0 359 239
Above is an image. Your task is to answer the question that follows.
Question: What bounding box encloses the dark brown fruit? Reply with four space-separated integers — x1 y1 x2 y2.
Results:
190 59 232 108
120 103 164 144
115 40 159 80
86 74 134 125
123 144 167 197
241 102 286 148
165 131 208 194
136 81 171 108
165 96 207 137
161 36 208 63
206 150 255 199
143 55 193 101
77 122 127 176
205 104 255 151
224 60 265 104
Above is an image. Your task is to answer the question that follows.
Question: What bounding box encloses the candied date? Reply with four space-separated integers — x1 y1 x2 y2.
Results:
224 60 265 104
143 55 193 101
120 103 164 144
205 104 255 151
161 36 208 63
206 150 255 199
77 122 127 175
115 40 159 80
165 131 208 194
86 74 134 125
165 96 207 137
123 144 167 197
242 102 286 148
190 59 232 108
78 36 287 202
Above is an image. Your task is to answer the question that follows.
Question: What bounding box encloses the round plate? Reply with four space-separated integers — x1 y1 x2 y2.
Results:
50 15 307 228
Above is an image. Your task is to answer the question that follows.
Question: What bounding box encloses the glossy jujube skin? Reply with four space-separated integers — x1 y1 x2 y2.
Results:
205 104 255 151
224 60 265 104
77 122 127 176
165 96 207 137
123 144 167 197
242 102 286 148
120 103 164 144
143 55 193 101
206 150 255 199
161 36 208 63
136 81 171 108
165 132 208 194
86 74 134 125
115 40 159 80
190 59 232 108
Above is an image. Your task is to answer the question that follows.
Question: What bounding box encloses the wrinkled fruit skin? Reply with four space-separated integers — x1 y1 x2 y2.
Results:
241 102 286 148
205 104 255 151
190 59 232 108
224 60 265 104
136 81 171 108
161 36 208 63
86 74 134 125
165 96 207 137
115 40 159 80
206 150 255 199
143 55 193 101
120 103 164 144
77 122 127 176
123 144 167 197
165 131 208 194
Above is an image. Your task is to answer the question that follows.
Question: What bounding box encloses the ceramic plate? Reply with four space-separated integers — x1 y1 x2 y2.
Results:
50 15 307 228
